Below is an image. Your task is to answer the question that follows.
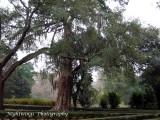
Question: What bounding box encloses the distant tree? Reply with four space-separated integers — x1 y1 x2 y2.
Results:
140 25 160 109
100 70 136 104
142 66 160 109
100 21 160 105
4 63 34 98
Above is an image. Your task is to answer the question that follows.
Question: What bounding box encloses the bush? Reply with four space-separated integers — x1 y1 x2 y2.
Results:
129 91 144 109
100 93 108 108
78 86 98 108
4 98 55 106
143 87 158 109
108 92 120 109
129 86 158 109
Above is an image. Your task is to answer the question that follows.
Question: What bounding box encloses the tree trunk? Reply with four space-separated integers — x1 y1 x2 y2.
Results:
0 79 4 110
52 21 73 111
53 53 73 111
0 16 1 40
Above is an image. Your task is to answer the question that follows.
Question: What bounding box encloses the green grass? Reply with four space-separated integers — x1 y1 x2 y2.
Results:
0 110 160 120
4 98 55 106
1 106 160 119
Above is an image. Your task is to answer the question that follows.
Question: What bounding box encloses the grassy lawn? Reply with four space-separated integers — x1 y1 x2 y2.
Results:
1 105 160 119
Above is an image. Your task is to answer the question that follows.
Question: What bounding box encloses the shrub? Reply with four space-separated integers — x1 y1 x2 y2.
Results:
129 86 158 109
78 86 98 108
108 92 120 109
4 98 55 106
129 91 144 109
100 93 108 108
143 87 158 109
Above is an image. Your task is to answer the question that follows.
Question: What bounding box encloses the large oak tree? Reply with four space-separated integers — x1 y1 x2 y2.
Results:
33 0 132 111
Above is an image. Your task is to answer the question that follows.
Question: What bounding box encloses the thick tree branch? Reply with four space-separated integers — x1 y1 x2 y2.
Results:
59 55 88 62
51 25 58 45
2 47 49 82
88 50 102 61
59 50 102 62
0 1 44 68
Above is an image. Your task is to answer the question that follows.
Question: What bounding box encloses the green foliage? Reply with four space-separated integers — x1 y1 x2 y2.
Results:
78 87 98 108
142 65 160 109
129 86 158 109
143 87 158 109
100 15 155 77
139 26 160 110
100 92 121 109
30 0 106 40
4 63 34 98
49 37 74 67
100 93 108 108
2 0 159 112
4 98 54 106
104 19 145 66
50 27 104 68
100 70 136 105
78 73 98 108
36 0 99 21
99 18 160 107
108 92 121 109
129 90 144 109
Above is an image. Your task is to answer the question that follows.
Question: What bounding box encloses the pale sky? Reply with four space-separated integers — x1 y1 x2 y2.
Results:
123 0 160 27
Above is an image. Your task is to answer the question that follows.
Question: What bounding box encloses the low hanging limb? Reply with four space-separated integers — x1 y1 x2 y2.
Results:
1 47 49 82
